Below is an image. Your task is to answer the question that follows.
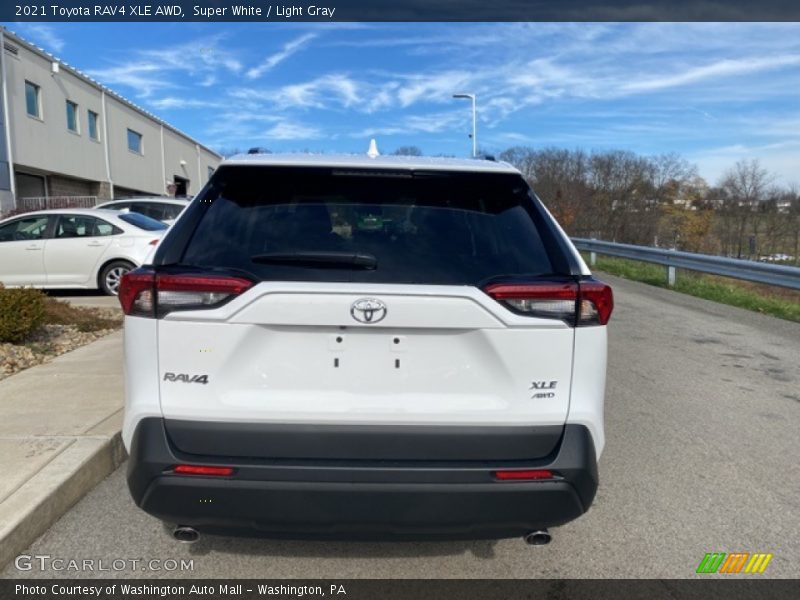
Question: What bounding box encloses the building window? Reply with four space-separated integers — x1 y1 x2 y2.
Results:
127 128 143 154
25 81 41 118
88 110 99 140
66 100 79 133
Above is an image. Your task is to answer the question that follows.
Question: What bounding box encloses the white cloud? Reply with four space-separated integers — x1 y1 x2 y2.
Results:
688 141 800 186
356 109 467 138
622 55 800 93
87 36 242 98
486 132 536 145
397 71 477 107
86 63 172 98
15 24 65 53
142 40 242 74
247 33 317 79
264 121 322 140
263 74 362 109
148 97 223 110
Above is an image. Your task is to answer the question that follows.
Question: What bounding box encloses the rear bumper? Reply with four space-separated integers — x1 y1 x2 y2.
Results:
127 418 598 540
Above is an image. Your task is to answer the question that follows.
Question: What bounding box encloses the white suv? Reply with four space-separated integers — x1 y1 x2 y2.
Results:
119 153 612 544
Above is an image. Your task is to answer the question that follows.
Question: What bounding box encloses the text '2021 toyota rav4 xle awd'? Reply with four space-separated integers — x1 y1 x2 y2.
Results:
120 152 612 544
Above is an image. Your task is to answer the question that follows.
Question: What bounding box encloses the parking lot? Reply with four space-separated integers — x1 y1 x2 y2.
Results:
3 275 798 579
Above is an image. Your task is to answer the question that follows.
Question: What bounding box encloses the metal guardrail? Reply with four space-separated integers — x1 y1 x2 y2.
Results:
572 238 800 291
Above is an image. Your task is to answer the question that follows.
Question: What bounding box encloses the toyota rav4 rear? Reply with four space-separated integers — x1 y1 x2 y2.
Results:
120 153 612 543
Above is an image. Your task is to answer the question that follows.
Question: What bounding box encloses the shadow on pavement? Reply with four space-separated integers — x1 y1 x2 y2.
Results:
170 523 499 561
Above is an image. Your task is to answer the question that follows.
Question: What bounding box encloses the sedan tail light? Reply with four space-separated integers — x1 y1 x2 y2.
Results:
118 270 253 318
484 280 613 326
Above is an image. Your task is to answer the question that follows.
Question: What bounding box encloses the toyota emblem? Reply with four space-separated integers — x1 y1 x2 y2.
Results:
350 298 387 324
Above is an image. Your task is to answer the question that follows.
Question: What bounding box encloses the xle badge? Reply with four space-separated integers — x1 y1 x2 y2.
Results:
530 380 557 399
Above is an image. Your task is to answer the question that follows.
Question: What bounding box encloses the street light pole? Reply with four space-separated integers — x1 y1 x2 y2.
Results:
453 93 476 158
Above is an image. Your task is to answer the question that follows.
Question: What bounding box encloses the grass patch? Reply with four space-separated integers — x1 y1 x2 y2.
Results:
42 297 121 332
586 255 800 323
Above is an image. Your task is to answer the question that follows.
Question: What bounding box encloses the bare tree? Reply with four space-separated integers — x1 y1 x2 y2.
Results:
392 146 423 156
717 159 774 258
498 146 796 259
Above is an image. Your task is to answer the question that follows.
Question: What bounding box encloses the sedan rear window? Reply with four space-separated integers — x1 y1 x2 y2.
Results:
179 166 563 285
118 212 168 231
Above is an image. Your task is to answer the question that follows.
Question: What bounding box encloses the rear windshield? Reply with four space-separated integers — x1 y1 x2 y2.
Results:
118 212 168 231
179 166 561 285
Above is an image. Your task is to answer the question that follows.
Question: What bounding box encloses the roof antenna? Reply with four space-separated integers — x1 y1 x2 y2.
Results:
367 138 380 158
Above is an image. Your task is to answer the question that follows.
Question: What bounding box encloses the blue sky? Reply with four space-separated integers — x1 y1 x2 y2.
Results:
6 22 800 185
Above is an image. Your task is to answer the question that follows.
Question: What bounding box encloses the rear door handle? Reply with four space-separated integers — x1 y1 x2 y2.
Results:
26 245 41 250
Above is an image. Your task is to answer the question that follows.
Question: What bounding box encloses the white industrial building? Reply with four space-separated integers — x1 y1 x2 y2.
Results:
0 28 221 214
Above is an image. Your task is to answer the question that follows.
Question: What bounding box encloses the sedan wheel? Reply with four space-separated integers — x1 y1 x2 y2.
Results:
100 261 134 296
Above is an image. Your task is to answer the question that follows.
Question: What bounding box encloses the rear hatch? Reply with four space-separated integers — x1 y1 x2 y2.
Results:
147 166 590 461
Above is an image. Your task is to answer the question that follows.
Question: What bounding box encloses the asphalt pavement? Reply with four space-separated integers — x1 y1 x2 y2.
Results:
3 275 799 579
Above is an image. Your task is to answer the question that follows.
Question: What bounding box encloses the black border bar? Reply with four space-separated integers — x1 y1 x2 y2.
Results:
4 1 800 22
2 579 800 600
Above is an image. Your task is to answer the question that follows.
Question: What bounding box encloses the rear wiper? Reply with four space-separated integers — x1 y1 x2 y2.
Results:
251 251 377 270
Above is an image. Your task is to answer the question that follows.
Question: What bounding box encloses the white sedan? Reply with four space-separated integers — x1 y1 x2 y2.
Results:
0 208 166 295
95 197 189 225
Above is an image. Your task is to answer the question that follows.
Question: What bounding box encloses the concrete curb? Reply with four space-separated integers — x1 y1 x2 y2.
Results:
0 329 125 570
0 432 127 570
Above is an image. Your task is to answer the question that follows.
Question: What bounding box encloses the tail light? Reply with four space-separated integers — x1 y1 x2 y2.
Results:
484 280 613 326
118 269 253 318
577 281 614 326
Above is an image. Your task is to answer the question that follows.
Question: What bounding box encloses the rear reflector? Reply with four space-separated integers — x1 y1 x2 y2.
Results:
119 270 253 318
173 464 234 477
484 280 613 326
493 469 554 481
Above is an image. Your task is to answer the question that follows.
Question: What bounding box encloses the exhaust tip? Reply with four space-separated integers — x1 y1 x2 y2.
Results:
173 526 200 544
524 530 552 546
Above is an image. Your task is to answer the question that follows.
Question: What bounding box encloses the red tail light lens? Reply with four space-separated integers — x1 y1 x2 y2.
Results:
118 270 156 315
118 270 253 318
485 282 578 323
484 280 613 326
578 281 614 326
156 274 252 313
493 469 554 481
173 464 234 477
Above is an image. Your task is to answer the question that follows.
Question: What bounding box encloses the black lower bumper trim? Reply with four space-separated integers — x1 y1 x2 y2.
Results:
164 419 564 461
127 418 598 540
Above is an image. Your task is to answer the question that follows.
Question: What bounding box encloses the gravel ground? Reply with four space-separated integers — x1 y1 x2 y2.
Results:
0 316 121 381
